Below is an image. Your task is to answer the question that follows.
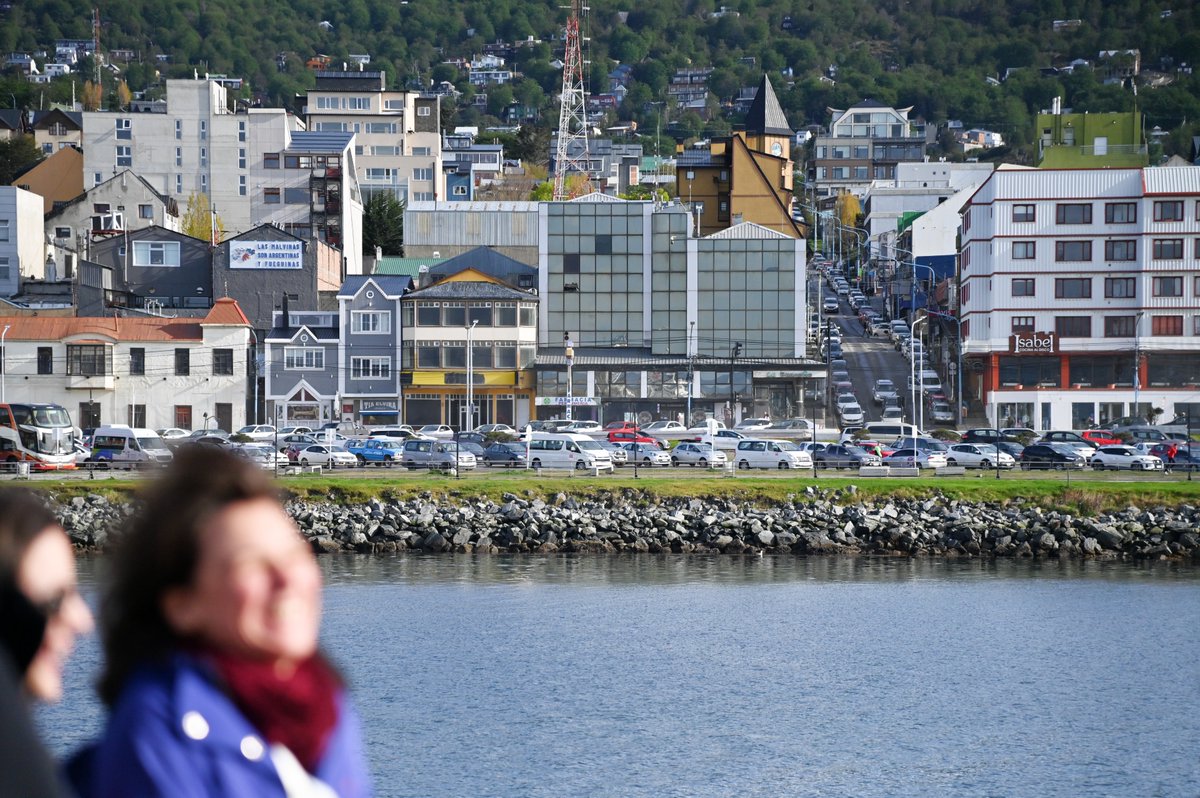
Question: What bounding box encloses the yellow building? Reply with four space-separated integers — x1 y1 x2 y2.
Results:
676 75 803 238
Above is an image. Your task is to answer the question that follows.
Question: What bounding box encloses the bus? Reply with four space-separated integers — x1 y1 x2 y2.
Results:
0 403 77 470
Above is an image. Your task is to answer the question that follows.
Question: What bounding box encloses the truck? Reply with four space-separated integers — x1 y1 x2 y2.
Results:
345 438 405 467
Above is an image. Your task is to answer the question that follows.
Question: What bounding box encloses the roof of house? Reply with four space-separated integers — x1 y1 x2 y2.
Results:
202 297 252 326
336 274 413 299
430 246 535 282
264 323 340 342
405 274 533 301
373 256 445 277
743 74 792 137
30 109 83 129
287 131 354 153
703 221 794 240
12 146 84 213
44 169 170 220
0 109 22 131
0 315 204 342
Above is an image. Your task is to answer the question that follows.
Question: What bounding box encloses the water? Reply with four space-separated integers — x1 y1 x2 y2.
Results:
40 555 1200 797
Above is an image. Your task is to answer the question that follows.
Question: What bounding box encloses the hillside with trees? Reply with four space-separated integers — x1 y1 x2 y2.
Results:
3 0 1198 159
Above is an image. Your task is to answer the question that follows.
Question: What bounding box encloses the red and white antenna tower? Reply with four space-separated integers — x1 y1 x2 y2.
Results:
93 7 102 88
552 0 591 200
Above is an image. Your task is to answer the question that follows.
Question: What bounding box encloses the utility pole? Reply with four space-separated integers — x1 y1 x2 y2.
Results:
564 332 575 422
728 342 741 425
687 320 695 425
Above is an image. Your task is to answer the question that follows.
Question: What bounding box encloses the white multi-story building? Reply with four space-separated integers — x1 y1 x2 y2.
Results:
811 100 928 198
0 186 48 296
303 71 442 203
0 298 253 431
959 166 1200 430
82 78 299 236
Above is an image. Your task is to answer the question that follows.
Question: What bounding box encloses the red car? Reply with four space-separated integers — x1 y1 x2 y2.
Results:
1081 429 1122 446
605 420 640 432
608 429 658 445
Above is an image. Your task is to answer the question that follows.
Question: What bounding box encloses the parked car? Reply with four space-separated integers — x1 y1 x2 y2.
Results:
474 423 518 437
1124 427 1172 445
562 420 603 433
277 426 314 437
1081 429 1123 447
928 401 954 425
1153 415 1197 438
279 434 319 454
1038 431 1097 460
481 441 528 467
609 429 658 445
1089 446 1164 471
999 427 1039 440
815 444 882 469
401 439 476 470
961 428 1017 445
623 442 672 467
157 427 191 440
855 441 894 460
1149 443 1200 470
733 439 813 470
885 448 949 469
880 406 905 422
234 444 290 470
605 421 641 432
995 441 1025 460
771 418 814 440
235 424 277 442
452 431 487 446
188 428 231 440
734 418 772 431
945 443 1015 469
694 429 747 451
346 439 405 466
1019 444 1086 470
643 420 688 432
294 444 357 469
596 440 629 466
670 441 727 468
417 424 456 439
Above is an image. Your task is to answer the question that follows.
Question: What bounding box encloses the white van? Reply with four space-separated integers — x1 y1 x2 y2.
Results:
862 422 922 441
734 438 813 470
90 425 173 468
527 432 614 472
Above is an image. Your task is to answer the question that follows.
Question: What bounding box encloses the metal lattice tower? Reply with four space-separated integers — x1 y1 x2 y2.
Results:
553 0 591 200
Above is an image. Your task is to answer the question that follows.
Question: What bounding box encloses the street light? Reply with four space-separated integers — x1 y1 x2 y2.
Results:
1133 311 1145 417
687 320 696 424
728 342 742 425
910 314 928 432
0 324 9 403
465 319 479 432
927 309 964 427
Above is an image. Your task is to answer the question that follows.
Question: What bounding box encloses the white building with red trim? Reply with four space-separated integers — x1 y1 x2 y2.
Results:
959 166 1200 430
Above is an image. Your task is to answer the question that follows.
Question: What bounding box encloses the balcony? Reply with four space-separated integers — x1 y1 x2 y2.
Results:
66 374 115 391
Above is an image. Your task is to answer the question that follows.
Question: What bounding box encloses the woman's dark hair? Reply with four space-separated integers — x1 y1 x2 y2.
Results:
98 446 279 705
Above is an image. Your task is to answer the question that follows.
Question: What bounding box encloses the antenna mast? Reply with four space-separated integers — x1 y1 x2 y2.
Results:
553 0 591 200
93 7 102 88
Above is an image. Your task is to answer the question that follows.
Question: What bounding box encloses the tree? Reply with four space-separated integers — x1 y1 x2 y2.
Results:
362 191 405 256
180 192 226 244
82 80 103 112
116 80 132 111
0 135 42 184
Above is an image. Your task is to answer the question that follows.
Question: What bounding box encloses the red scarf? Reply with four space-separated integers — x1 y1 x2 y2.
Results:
208 651 340 773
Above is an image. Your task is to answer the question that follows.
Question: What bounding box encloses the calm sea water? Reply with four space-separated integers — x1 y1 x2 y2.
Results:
40 555 1200 797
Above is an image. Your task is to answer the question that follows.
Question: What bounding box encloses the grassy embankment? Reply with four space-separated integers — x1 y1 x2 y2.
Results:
24 471 1200 518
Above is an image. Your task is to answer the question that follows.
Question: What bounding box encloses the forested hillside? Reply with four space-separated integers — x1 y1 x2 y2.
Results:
5 0 1199 155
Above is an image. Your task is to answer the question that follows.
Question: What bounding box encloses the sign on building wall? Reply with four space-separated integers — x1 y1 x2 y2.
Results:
229 240 304 270
1009 332 1058 355
536 396 599 406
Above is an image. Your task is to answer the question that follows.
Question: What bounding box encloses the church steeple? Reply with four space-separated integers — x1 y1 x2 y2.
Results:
744 74 792 138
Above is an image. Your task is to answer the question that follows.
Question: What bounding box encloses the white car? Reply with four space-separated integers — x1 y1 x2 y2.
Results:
644 420 688 432
1090 445 1165 471
236 443 291 470
839 403 865 425
734 439 814 470
562 420 603 433
623 442 672 467
880 406 905 422
734 418 772 431
822 297 839 313
886 448 949 469
475 423 517 436
928 402 954 425
278 426 314 436
945 443 1015 469
871 379 896 404
670 442 727 468
697 429 748 451
417 424 456 438
295 444 358 468
235 424 278 442
157 427 191 440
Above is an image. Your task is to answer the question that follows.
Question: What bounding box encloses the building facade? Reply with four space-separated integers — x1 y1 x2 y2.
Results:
960 166 1200 430
0 186 48 297
303 71 443 203
0 298 252 431
811 100 928 198
44 170 180 264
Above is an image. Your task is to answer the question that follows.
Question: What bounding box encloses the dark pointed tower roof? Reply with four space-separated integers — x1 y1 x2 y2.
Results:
744 74 793 138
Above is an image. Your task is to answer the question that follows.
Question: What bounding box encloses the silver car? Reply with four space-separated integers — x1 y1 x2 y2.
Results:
623 442 672 467
670 442 728 468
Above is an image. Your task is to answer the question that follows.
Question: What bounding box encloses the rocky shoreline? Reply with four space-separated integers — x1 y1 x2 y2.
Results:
52 487 1200 560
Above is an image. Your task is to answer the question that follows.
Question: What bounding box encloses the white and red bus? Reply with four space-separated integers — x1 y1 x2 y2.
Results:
0 403 77 470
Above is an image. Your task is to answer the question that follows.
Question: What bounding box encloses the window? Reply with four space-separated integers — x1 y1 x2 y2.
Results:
116 118 131 139
0 221 9 242
54 226 71 239
212 349 234 376
1195 275 1200 297
416 344 440 368
129 347 145 375
1153 239 1183 259
200 147 207 167
413 168 433 181
1104 240 1136 261
1011 316 1035 333
67 344 111 376
138 204 153 219
1012 242 1035 259
284 188 308 204
176 175 182 194
239 149 246 169
1153 276 1183 297
413 146 432 156
264 153 280 169
1055 241 1092 261
1153 201 1183 222
264 188 281 204
1105 203 1136 223
442 302 465 327
199 120 207 141
1104 316 1135 337
351 311 391 334
416 302 441 326
1011 279 1035 297
238 121 246 142
1012 204 1035 223
36 347 52 375
1055 317 1091 337
174 119 182 140
284 155 301 169
563 254 580 275
239 176 246 196
1152 316 1183 336
284 347 324 370
174 349 190 376
115 146 132 167
132 241 181 267
126 404 146 427
1055 278 1091 299
1056 204 1092 224
175 147 182 167
351 357 391 379
347 96 370 110
467 303 492 326
1104 277 1135 298
452 185 468 196
417 106 431 116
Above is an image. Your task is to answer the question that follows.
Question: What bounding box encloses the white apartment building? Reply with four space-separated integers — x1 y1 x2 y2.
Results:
811 100 928 198
0 298 253 431
82 78 299 236
0 186 48 296
303 71 443 203
959 166 1200 431
864 161 994 246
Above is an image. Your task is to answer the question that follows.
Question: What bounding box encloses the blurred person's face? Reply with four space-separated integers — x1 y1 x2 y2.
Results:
16 528 94 701
164 498 321 669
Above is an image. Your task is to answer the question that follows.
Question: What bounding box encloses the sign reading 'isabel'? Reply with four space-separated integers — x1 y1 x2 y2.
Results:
1009 331 1058 354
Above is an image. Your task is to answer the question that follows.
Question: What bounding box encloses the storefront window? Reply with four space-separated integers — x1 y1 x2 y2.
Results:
1069 355 1134 388
997 402 1034 429
998 356 1059 388
1147 354 1200 387
1071 402 1095 429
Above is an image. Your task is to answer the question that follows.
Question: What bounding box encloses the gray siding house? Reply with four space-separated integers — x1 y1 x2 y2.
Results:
79 226 213 316
338 275 410 426
264 309 341 429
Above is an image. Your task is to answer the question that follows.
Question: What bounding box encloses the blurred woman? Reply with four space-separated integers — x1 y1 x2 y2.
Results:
80 447 371 797
0 488 95 797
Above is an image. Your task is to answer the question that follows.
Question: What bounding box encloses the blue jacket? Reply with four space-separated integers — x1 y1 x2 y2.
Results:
75 653 372 798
